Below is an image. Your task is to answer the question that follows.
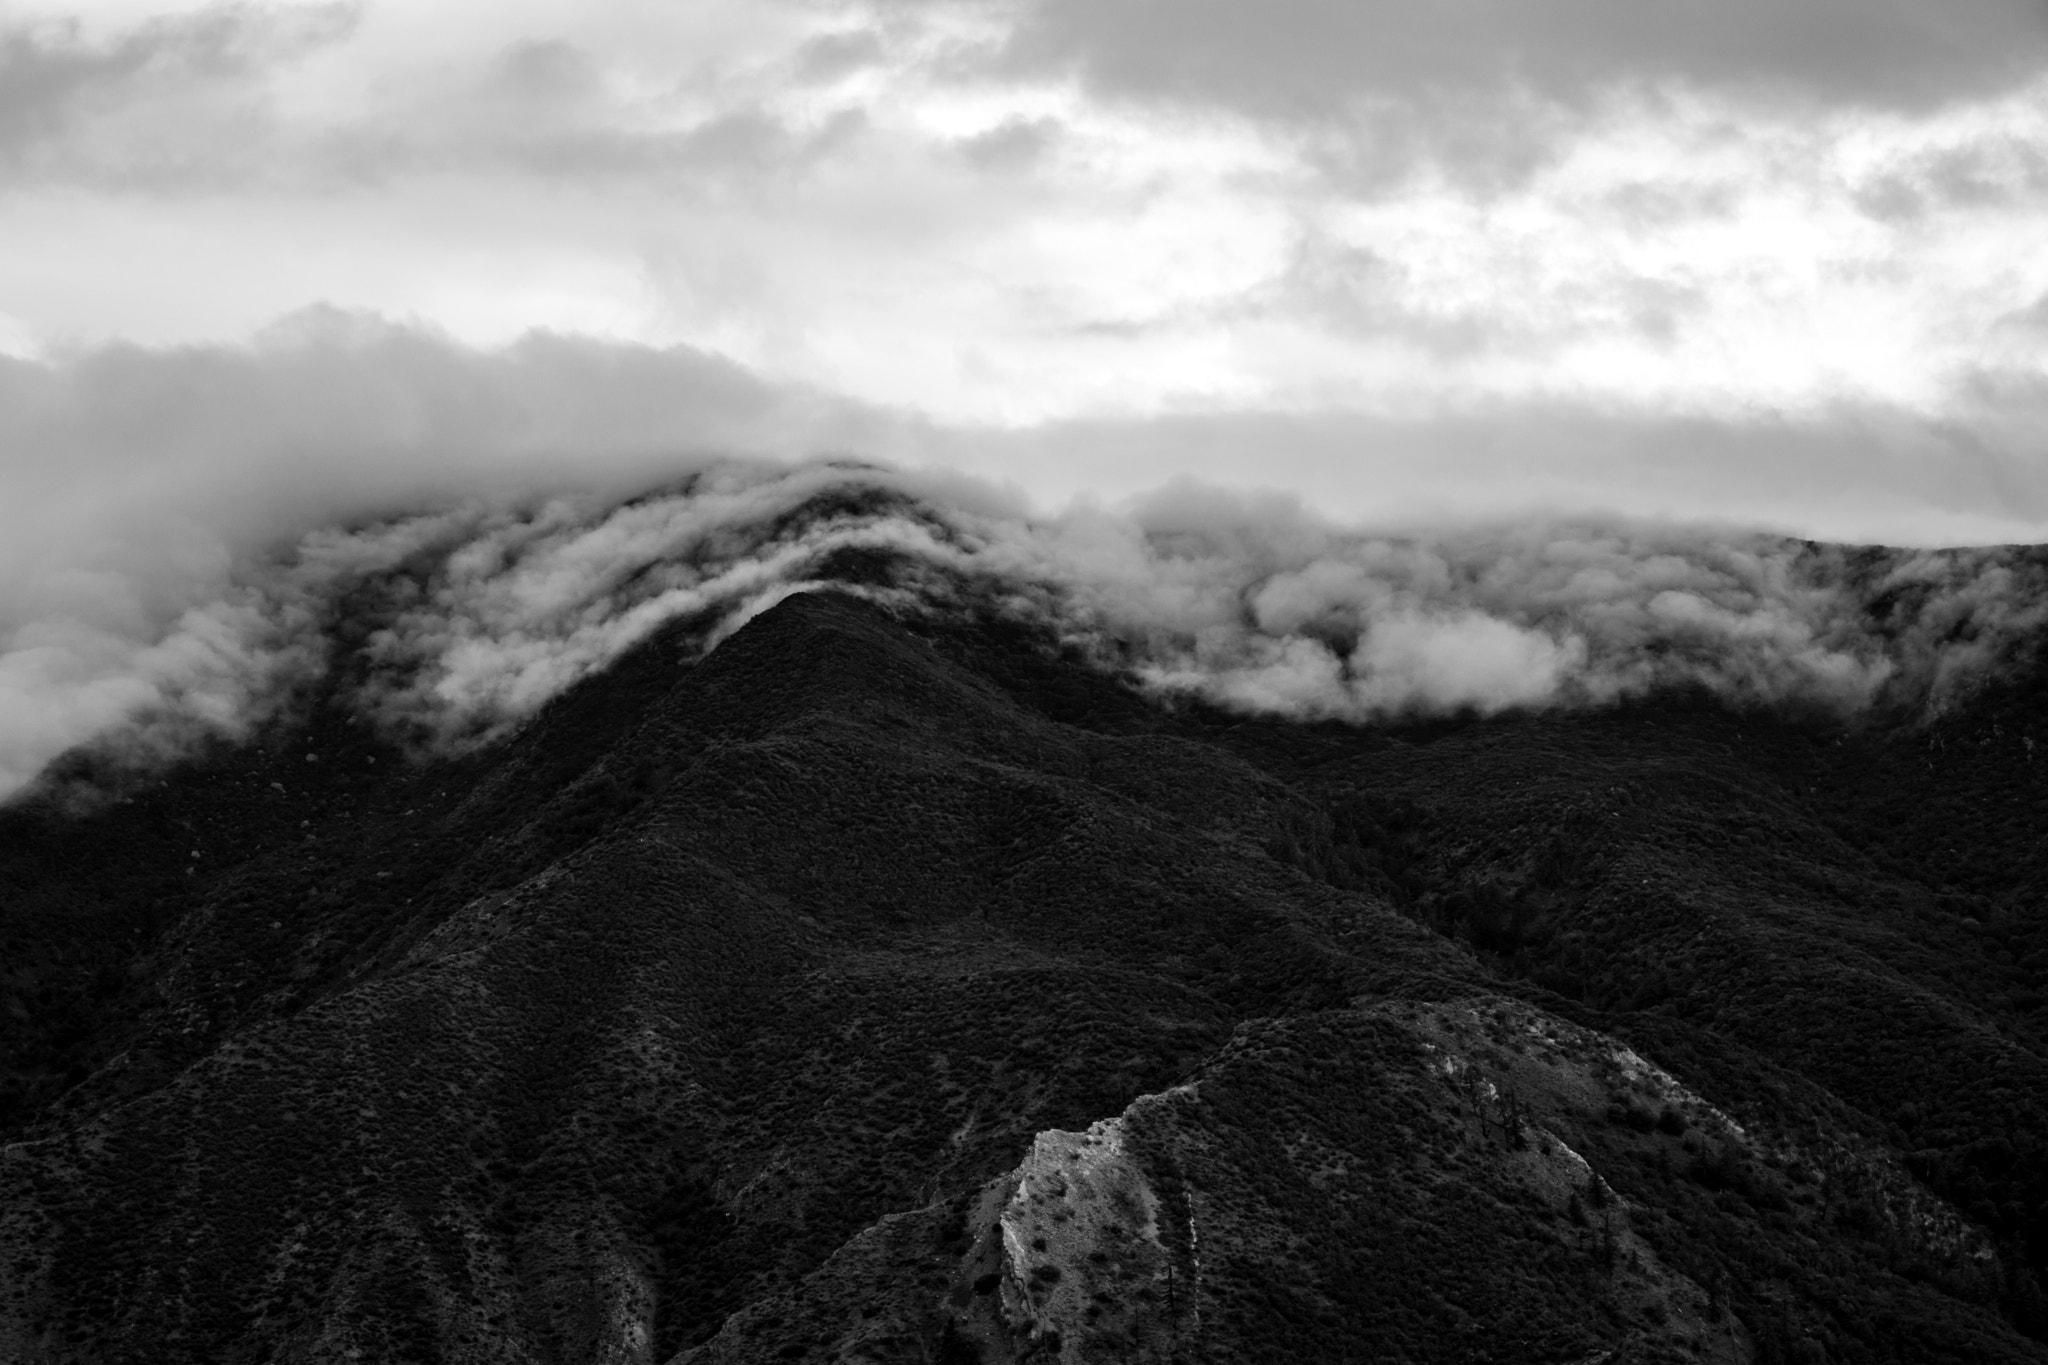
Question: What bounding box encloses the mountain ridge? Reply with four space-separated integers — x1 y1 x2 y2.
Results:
3 586 2046 1363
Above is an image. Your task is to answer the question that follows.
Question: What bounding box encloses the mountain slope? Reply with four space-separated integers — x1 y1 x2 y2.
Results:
2 589 2045 1364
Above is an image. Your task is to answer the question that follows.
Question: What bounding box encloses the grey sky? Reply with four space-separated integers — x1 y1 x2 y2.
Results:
0 0 2043 543
979 0 2048 120
3 0 2048 804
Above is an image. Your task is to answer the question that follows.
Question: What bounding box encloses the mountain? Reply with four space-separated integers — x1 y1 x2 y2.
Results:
2 584 2046 1365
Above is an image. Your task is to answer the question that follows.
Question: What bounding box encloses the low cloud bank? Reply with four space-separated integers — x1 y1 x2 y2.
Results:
8 458 2043 805
0 314 898 801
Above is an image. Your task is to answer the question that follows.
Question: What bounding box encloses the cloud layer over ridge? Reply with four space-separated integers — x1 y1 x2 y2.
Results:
8 450 2044 807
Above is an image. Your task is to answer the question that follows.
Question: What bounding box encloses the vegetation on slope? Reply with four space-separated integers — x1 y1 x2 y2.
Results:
0 587 2044 1364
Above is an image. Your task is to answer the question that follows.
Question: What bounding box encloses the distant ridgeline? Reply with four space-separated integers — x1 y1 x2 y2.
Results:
9 464 2048 813
1 481 2047 1363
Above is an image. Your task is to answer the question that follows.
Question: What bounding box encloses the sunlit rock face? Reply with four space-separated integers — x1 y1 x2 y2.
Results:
994 1119 1175 1356
924 1114 1193 1365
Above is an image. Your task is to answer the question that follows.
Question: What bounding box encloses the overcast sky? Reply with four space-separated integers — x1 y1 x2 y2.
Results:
4 0 2048 541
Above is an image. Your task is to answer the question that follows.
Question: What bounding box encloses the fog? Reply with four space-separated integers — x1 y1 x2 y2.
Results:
9 448 2041 805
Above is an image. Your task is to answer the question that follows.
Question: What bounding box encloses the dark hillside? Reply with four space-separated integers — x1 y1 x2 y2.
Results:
1217 688 2048 1293
2 589 2046 1364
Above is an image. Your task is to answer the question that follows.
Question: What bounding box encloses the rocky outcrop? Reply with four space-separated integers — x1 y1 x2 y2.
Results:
674 1106 1201 1365
940 1115 1192 1364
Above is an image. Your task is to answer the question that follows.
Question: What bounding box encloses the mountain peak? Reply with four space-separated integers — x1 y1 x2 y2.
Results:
3 569 2047 1365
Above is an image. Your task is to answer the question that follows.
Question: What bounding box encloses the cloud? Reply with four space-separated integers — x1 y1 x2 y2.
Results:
972 0 2048 124
0 3 357 185
0 8 2043 804
0 1 932 193
15 453 2047 809
0 313 907 796
0 2 2042 434
953 397 2048 548
970 492 2027 726
4 317 2048 806
0 307 888 527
